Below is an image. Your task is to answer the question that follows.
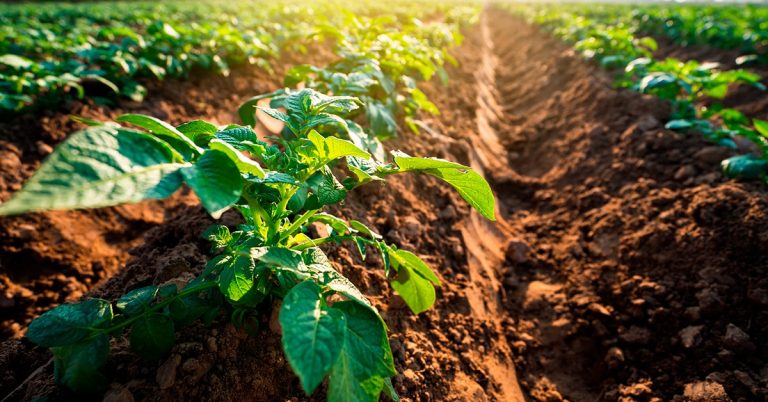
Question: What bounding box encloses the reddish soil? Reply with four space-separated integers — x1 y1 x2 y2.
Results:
2 7 768 402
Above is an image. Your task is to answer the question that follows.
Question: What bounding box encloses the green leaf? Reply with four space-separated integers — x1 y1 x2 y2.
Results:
130 313 175 360
665 119 694 130
302 252 375 312
390 249 440 285
0 127 186 216
251 247 305 270
754 119 768 138
384 378 400 402
328 301 395 402
367 101 397 138
182 149 242 218
325 136 371 160
27 299 112 348
349 220 383 240
169 291 219 328
116 114 202 161
310 213 353 235
208 139 265 178
203 224 232 250
308 131 370 162
83 75 119 94
238 90 285 127
311 94 360 114
214 127 261 150
722 154 768 180
176 120 218 146
390 263 436 315
0 54 34 69
52 334 109 394
392 152 496 221
410 88 439 115
347 121 386 162
116 286 159 316
217 255 255 302
280 281 347 394
305 168 347 209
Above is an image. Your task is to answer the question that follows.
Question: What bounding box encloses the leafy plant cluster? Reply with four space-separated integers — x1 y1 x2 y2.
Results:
0 1 278 110
2 88 495 400
238 8 477 159
629 5 768 63
0 0 478 113
507 3 768 184
521 3 768 64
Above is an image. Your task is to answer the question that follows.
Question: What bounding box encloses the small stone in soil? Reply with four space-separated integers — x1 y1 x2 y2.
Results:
439 205 457 220
679 325 704 349
156 354 181 389
682 381 730 402
36 141 53 156
619 326 651 344
505 239 531 264
694 146 731 165
604 346 624 369
102 384 135 402
722 323 755 353
696 288 724 314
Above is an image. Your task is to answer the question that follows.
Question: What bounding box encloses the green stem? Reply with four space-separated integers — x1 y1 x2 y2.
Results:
267 186 301 244
99 280 218 335
279 209 319 244
293 234 374 251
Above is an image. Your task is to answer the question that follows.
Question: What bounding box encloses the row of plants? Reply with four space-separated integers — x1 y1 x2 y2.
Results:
0 0 477 113
0 2 490 401
239 6 479 159
631 5 768 63
505 3 768 184
516 3 768 64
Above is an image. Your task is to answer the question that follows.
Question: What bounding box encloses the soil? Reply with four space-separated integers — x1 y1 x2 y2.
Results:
2 7 768 402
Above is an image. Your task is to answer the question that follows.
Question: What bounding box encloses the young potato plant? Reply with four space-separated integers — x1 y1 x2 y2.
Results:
624 57 764 124
721 119 768 182
0 88 495 400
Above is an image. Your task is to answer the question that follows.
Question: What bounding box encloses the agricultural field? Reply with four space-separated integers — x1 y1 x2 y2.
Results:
0 0 766 401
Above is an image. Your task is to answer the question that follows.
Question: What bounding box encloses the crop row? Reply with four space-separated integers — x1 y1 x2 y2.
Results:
562 4 768 63
0 2 490 401
0 0 477 113
505 3 768 184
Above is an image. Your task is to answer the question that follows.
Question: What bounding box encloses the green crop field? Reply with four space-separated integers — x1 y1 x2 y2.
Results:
1 1 766 401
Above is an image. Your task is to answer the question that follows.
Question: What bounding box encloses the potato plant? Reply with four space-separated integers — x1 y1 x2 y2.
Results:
0 88 494 400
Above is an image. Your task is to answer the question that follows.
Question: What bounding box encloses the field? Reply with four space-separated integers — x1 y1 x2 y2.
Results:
0 1 767 401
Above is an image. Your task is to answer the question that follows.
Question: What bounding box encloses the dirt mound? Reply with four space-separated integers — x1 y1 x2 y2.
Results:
2 7 768 402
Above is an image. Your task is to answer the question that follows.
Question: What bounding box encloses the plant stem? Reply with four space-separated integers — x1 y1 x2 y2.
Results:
99 280 218 335
293 234 374 251
279 209 319 244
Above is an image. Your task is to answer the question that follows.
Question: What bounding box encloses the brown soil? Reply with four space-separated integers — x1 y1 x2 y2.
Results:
2 7 768 402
